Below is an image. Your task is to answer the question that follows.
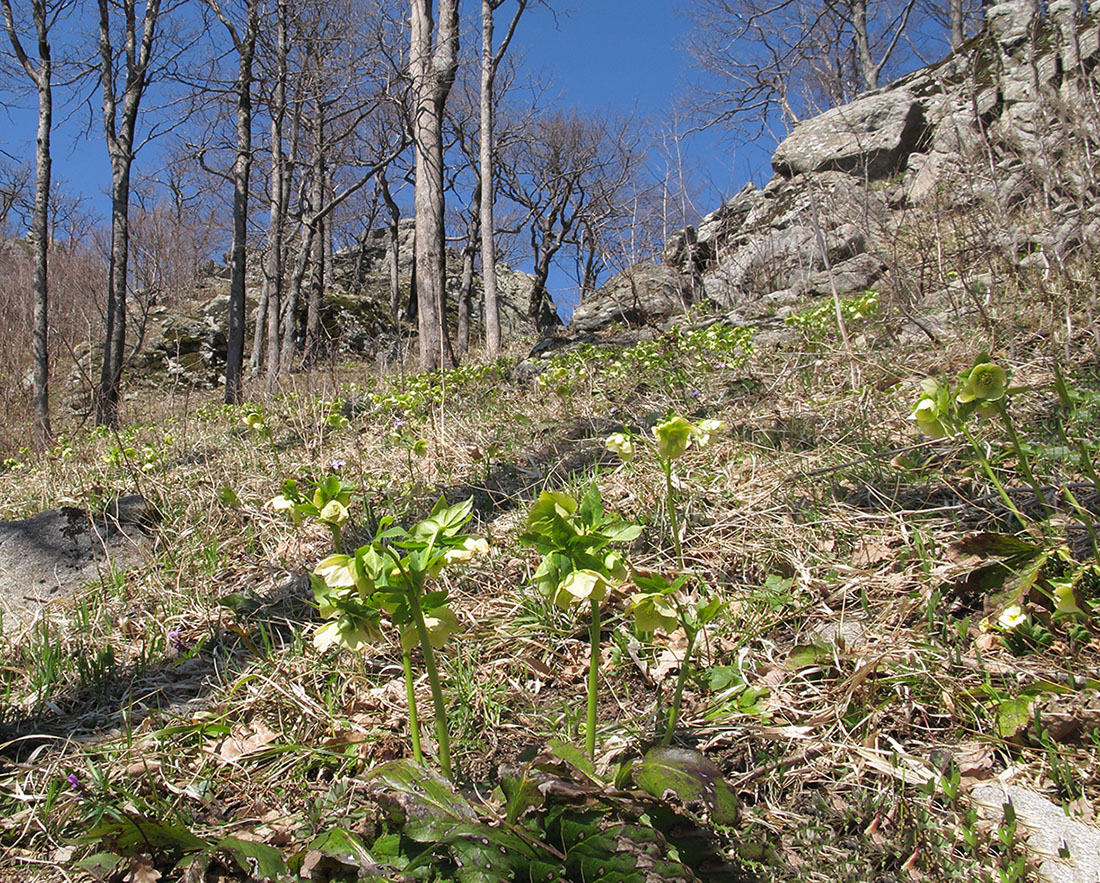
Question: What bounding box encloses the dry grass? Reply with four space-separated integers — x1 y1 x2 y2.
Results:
0 296 1098 881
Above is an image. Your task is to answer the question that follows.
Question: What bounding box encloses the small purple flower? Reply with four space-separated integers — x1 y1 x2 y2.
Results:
691 389 702 398
67 773 84 792
330 458 346 472
168 628 185 650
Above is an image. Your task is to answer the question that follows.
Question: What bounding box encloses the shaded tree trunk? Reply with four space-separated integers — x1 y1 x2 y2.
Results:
1 0 55 447
263 0 288 395
211 0 259 405
410 0 458 371
96 0 161 428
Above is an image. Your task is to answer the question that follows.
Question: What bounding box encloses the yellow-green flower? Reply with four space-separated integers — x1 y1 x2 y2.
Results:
314 554 360 588
553 569 610 609
629 591 679 633
605 432 635 462
911 398 948 439
694 419 725 449
655 416 695 460
957 362 1007 404
319 499 349 527
401 605 461 651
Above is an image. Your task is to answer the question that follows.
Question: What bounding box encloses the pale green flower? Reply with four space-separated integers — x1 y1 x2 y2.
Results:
314 554 360 588
1052 578 1083 617
655 416 695 460
694 419 725 449
912 398 948 439
605 432 635 462
957 362 1007 404
401 605 462 651
554 569 610 609
319 499 349 527
629 592 679 634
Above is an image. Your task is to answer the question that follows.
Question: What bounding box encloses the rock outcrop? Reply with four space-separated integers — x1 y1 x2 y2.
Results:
573 1 1100 338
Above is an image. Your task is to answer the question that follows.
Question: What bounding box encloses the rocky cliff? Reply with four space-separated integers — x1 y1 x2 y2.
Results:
573 0 1100 341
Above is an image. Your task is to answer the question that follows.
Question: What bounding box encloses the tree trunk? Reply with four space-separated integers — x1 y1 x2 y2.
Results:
410 0 458 371
31 22 50 447
95 0 161 428
304 101 325 365
264 0 288 396
950 0 964 49
222 0 258 405
480 0 500 356
850 0 877 92
2 0 55 446
378 171 402 322
479 0 526 356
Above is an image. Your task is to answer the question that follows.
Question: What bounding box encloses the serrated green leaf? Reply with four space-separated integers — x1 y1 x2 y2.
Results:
82 812 209 857
633 747 739 826
217 836 287 881
501 764 545 824
368 760 478 842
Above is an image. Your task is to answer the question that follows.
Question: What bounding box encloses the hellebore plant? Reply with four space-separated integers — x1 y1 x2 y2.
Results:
912 357 1049 526
628 571 724 745
606 415 725 567
520 485 642 759
269 475 355 553
310 496 487 780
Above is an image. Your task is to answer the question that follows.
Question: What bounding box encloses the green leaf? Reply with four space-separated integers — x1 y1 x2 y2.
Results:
217 836 287 881
501 765 546 824
633 747 739 826
75 852 121 880
579 483 605 527
368 760 478 842
526 491 579 540
82 812 209 857
995 696 1033 739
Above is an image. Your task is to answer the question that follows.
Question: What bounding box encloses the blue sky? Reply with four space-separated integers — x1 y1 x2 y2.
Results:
1 1 785 317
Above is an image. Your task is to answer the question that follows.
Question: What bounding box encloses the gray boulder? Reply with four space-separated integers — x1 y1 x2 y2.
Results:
570 263 696 334
772 91 928 181
0 496 156 630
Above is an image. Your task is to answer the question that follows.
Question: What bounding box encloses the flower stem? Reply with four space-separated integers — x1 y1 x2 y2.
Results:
663 459 683 568
409 588 453 781
586 598 600 761
402 647 423 766
993 400 1052 518
661 623 697 746
961 424 1028 529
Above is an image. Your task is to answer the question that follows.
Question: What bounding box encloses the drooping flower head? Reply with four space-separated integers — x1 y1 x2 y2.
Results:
957 362 1007 404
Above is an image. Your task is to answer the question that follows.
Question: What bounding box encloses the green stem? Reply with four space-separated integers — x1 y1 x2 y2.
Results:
402 647 424 766
961 424 1028 529
661 622 698 747
994 400 1052 518
409 587 453 781
663 459 683 568
586 598 600 761
1063 484 1100 561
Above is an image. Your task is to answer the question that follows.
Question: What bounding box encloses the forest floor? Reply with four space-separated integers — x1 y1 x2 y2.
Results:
1 293 1099 882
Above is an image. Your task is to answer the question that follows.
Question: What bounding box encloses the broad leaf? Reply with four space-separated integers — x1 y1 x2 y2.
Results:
633 747 739 826
217 836 287 881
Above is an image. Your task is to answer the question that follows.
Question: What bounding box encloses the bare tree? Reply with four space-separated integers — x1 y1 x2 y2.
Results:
479 0 527 356
205 0 258 405
409 0 459 370
0 0 70 447
95 0 163 427
686 0 933 138
499 109 646 333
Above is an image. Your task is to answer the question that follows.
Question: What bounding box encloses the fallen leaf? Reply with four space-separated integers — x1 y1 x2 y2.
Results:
210 719 279 764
